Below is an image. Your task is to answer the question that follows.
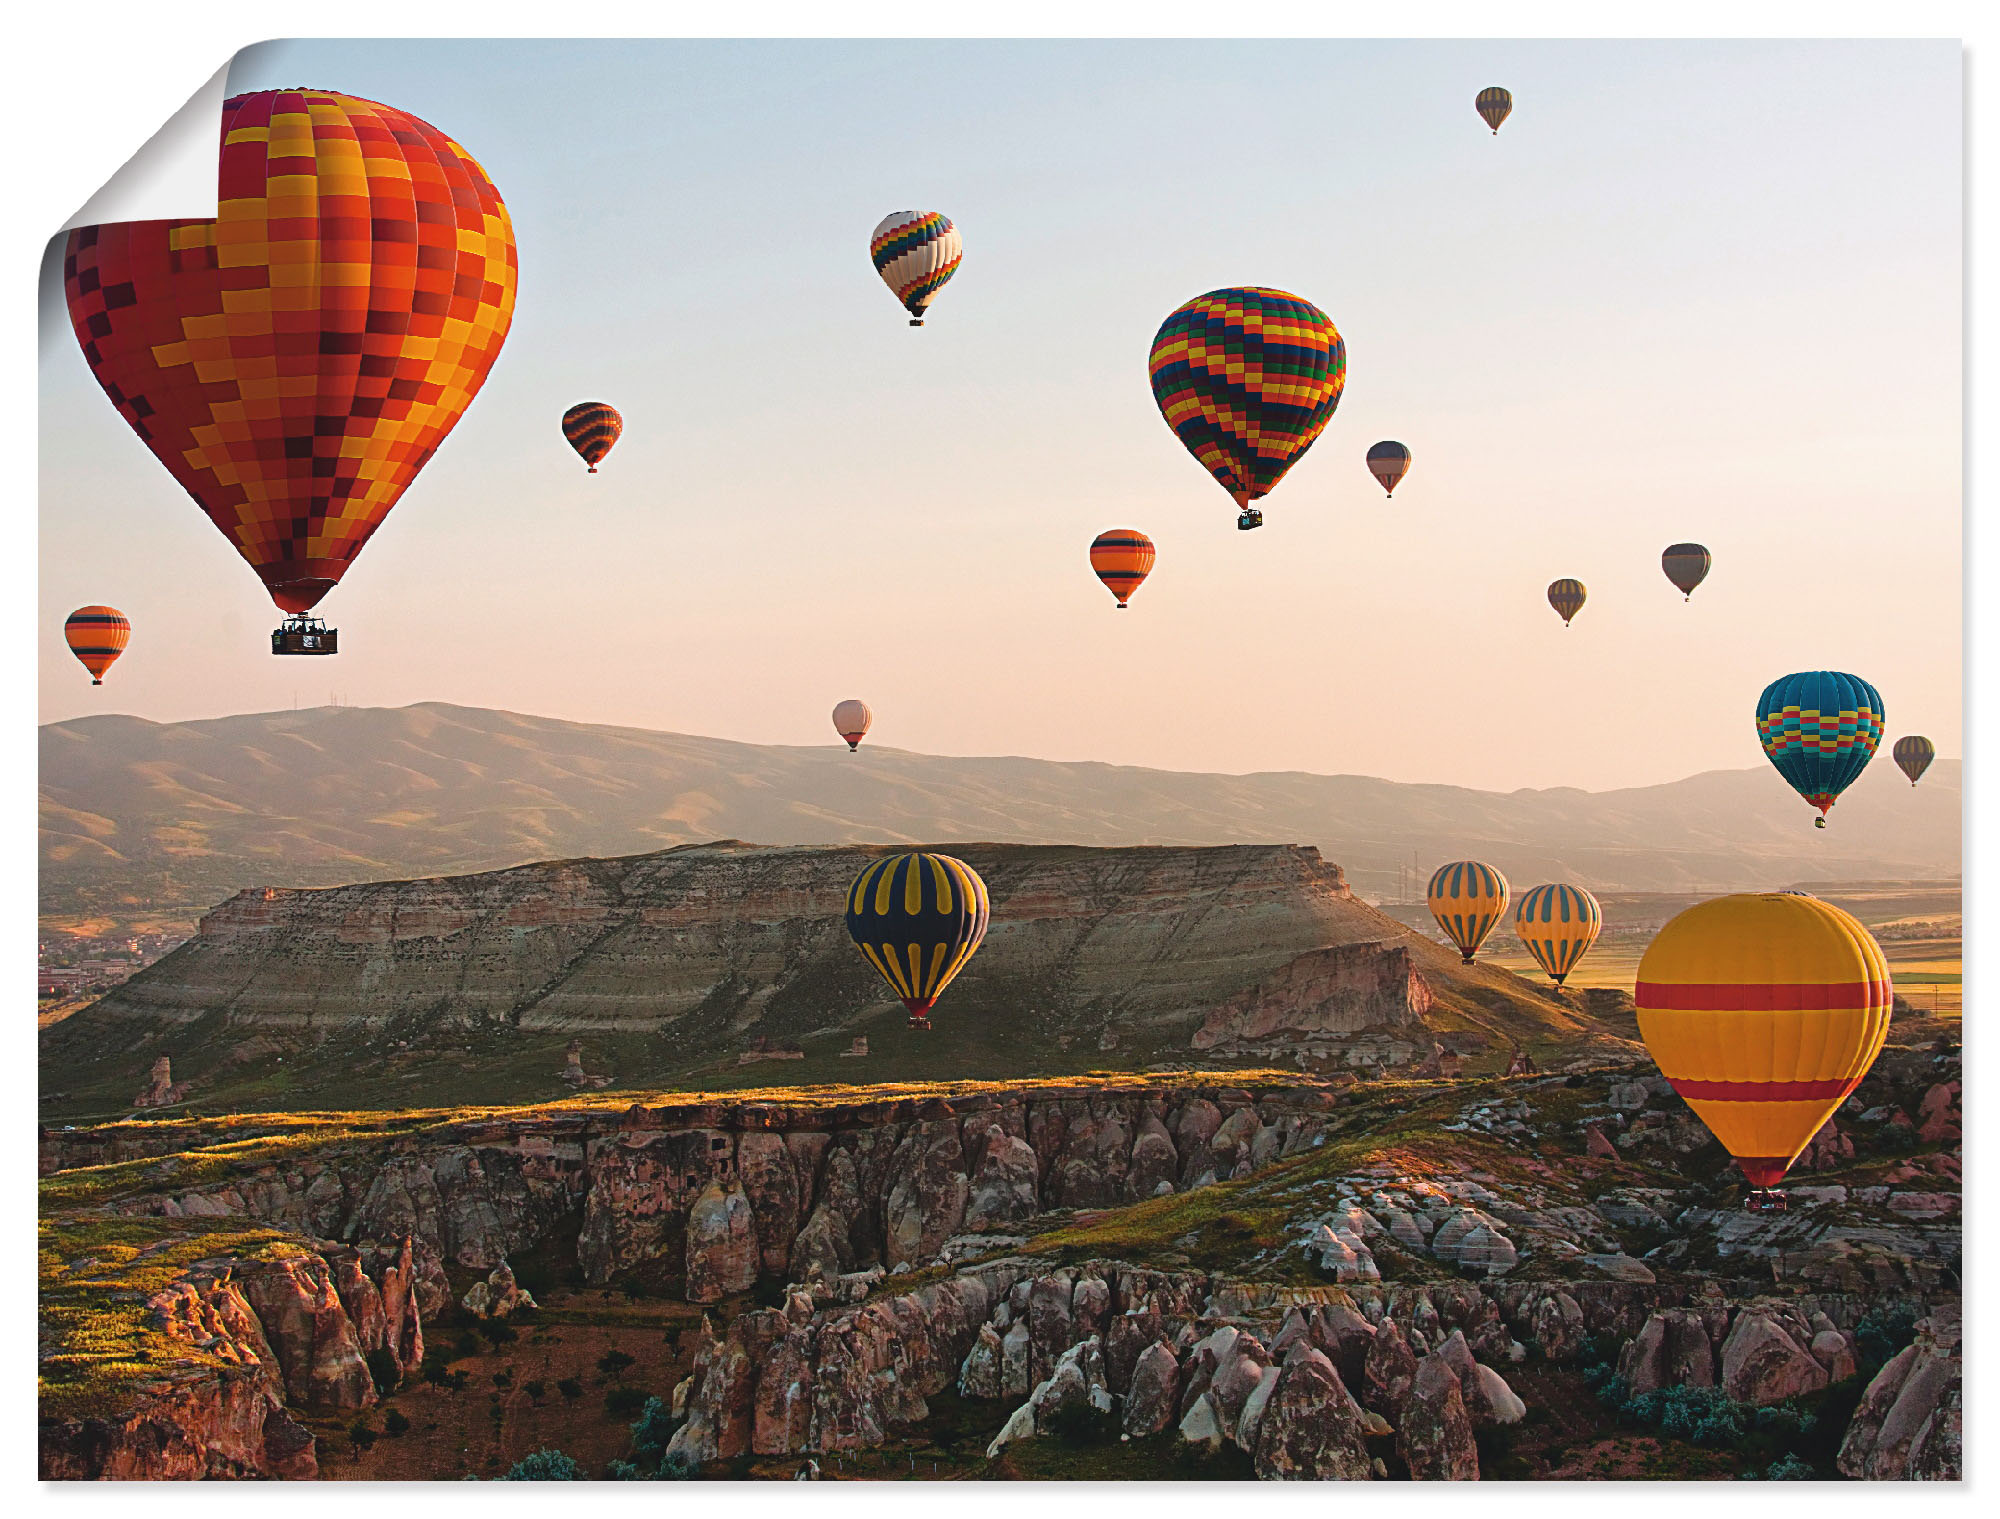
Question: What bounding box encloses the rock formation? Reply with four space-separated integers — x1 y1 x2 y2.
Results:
131 1055 192 1108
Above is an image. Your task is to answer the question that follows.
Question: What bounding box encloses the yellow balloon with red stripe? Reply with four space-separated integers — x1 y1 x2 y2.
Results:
1635 893 1892 1190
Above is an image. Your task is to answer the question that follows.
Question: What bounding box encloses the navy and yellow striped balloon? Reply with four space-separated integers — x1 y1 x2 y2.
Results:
844 852 991 1029
1547 578 1587 626
1514 883 1602 986
1476 86 1513 134
1426 860 1510 964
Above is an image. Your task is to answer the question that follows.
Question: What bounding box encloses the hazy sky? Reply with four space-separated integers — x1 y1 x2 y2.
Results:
37 39 1961 791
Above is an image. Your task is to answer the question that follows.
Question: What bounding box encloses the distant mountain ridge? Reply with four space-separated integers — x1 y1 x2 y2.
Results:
39 701 1960 922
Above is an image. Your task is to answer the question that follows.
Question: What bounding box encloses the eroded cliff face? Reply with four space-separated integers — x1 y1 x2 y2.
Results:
87 1082 1340 1291
70 842 1397 1044
38 1235 431 1481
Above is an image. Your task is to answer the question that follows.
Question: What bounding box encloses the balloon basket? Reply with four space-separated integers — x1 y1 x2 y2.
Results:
1745 1190 1788 1214
271 615 338 656
906 1016 932 1031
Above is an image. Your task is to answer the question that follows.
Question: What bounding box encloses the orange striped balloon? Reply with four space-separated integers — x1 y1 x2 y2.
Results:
1636 893 1892 1192
64 606 130 685
1089 529 1156 608
561 402 623 473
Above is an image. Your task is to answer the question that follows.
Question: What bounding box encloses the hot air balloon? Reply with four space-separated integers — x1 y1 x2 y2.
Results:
1476 87 1513 134
1427 860 1510 964
1366 441 1411 497
561 403 622 473
832 700 873 752
1148 288 1346 531
64 606 130 685
1635 892 1891 1207
1755 671 1884 828
1089 529 1155 608
845 851 991 1029
1547 578 1586 626
1661 543 1711 601
1514 884 1601 986
870 212 960 326
1893 735 1936 787
63 90 517 654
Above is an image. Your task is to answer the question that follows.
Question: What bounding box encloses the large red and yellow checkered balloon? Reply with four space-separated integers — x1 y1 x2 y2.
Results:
63 90 518 614
1148 287 1345 512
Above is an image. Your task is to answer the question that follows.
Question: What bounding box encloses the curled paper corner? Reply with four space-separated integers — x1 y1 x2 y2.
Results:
40 57 234 360
60 59 233 233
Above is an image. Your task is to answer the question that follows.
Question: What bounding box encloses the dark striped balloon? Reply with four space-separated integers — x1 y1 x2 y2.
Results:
844 852 990 1029
1755 671 1884 827
561 402 623 473
1148 288 1345 513
1427 859 1510 964
1893 735 1935 787
64 605 130 685
1089 529 1155 608
1477 86 1513 134
1662 543 1712 600
1547 578 1586 626
1366 441 1411 497
1514 883 1602 986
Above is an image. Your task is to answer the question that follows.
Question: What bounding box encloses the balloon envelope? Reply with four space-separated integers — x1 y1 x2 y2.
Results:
1636 892 1891 1189
832 699 872 751
63 90 518 614
1366 441 1411 497
1547 578 1587 625
1893 735 1935 786
1661 543 1711 600
64 606 130 685
1089 529 1155 607
870 211 961 322
562 403 622 472
845 852 991 1027
1755 671 1884 822
1148 287 1345 512
1427 860 1510 964
1477 86 1513 133
1514 884 1601 985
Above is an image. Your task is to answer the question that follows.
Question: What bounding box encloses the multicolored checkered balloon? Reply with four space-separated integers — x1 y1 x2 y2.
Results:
63 90 518 615
1147 288 1346 513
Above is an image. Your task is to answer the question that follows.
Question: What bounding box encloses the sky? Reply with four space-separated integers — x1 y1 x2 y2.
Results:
36 39 1962 791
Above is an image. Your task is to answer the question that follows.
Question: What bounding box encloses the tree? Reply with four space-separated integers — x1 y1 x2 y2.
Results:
384 1409 411 1438
598 1349 636 1381
523 1379 547 1405
557 1377 583 1403
421 1357 452 1390
502 1448 584 1481
605 1385 647 1418
348 1419 379 1461
365 1347 402 1396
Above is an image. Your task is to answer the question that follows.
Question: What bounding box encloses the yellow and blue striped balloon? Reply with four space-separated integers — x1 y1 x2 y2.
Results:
1426 860 1510 964
844 852 990 1028
1514 883 1602 986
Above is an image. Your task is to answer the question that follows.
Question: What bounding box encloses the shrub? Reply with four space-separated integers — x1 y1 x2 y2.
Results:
492 1370 513 1389
1855 1305 1920 1376
557 1377 583 1403
524 1379 547 1405
365 1347 401 1396
476 1318 518 1348
448 1369 470 1393
1041 1398 1119 1447
604 1459 647 1481
502 1448 583 1481
605 1385 649 1418
630 1395 677 1459
421 1357 452 1389
598 1349 636 1380
384 1409 410 1438
660 1449 701 1480
348 1419 378 1456
1764 1454 1817 1480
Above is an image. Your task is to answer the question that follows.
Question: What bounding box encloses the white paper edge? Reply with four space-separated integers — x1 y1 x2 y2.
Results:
57 59 233 233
